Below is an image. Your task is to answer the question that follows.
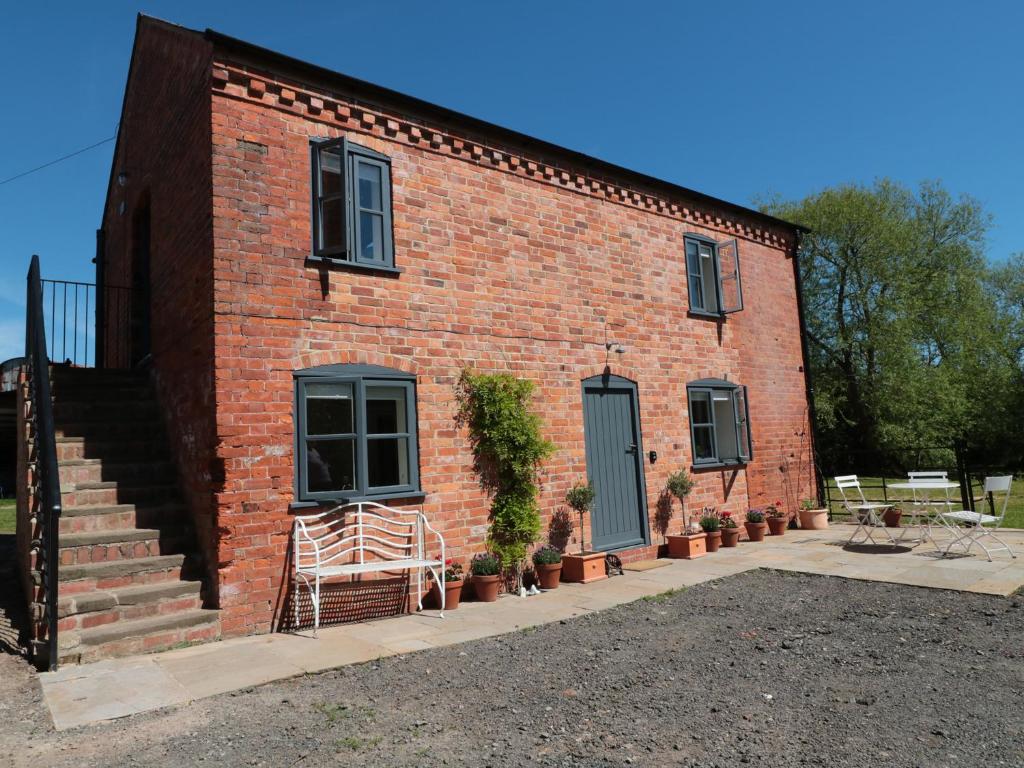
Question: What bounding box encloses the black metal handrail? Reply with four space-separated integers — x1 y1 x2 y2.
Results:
26 255 62 671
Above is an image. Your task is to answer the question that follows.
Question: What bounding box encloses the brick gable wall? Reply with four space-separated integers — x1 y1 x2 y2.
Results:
206 59 814 635
99 23 220 600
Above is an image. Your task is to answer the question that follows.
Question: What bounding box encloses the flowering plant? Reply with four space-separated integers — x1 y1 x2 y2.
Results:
440 559 463 583
765 500 786 519
719 510 738 529
698 506 721 533
532 545 562 566
745 508 766 523
470 552 501 577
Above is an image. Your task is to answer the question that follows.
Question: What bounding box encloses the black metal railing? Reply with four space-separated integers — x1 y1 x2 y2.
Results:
40 279 130 369
26 256 62 671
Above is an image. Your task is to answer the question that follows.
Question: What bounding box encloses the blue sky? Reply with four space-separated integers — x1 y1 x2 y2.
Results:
2 1 1022 362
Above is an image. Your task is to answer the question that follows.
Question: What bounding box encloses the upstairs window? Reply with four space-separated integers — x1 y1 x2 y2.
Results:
687 379 752 466
294 364 420 502
311 138 395 269
685 235 743 316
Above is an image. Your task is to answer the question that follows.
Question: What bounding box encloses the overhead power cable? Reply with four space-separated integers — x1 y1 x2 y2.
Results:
0 136 116 187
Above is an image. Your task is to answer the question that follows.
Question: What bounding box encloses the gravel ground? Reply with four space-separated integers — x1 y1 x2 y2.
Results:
2 569 1022 768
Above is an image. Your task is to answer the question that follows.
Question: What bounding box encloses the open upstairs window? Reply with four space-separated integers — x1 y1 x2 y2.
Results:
687 379 752 467
684 234 743 317
311 137 395 269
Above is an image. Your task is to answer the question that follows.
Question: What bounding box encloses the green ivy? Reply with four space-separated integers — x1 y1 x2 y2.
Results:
456 370 555 575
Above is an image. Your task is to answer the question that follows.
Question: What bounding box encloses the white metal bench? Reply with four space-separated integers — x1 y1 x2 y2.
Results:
293 501 446 634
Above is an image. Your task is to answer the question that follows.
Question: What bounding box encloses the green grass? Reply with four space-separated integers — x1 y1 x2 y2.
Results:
825 475 1024 529
0 499 15 535
641 587 687 603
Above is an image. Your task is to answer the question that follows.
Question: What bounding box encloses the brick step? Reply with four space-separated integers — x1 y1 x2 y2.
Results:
49 370 145 387
60 502 186 533
61 482 178 508
57 580 204 631
56 436 169 462
49 386 155 404
55 420 162 439
58 459 175 487
59 527 187 565
52 401 160 421
58 609 220 665
59 553 187 594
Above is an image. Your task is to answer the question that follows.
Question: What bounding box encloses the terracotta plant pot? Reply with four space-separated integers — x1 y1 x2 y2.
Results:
704 530 722 553
745 521 768 542
430 578 463 610
720 527 741 547
535 562 562 590
767 517 788 536
561 551 607 583
798 508 829 530
883 508 902 528
666 532 707 559
472 574 500 602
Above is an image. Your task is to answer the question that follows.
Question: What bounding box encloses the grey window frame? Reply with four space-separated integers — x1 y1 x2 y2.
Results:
684 234 743 317
310 137 395 269
294 364 420 502
686 379 752 467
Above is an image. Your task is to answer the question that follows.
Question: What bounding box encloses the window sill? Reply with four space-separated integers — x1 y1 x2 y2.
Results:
306 255 404 276
691 461 748 472
687 309 725 321
289 490 427 511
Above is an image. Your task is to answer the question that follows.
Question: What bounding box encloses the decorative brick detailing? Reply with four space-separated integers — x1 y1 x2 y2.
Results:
212 62 791 248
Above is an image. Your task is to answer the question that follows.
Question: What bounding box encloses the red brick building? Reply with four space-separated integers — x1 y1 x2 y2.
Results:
80 15 816 645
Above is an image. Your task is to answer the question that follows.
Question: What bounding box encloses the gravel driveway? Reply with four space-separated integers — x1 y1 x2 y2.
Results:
2 570 1022 768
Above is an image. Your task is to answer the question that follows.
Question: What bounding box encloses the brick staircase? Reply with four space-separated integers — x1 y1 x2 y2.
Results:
50 366 219 665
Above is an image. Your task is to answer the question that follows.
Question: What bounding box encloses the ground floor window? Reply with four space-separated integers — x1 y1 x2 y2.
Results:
294 364 420 501
687 379 751 466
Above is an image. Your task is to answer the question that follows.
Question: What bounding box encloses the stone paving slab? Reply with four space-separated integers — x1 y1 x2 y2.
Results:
38 525 1024 730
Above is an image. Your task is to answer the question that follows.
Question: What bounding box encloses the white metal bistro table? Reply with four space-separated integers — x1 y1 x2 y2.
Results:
886 480 960 549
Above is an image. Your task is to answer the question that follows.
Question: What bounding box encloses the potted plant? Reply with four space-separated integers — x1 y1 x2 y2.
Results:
744 508 768 542
561 481 607 583
532 545 562 590
699 507 722 553
720 511 741 547
798 497 829 530
766 500 788 536
430 559 464 610
471 552 501 601
665 469 705 558
883 505 902 528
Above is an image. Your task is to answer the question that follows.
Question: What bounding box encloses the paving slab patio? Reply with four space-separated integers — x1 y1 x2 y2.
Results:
38 524 1024 730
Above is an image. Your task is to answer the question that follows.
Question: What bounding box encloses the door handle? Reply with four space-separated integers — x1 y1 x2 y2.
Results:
626 443 638 454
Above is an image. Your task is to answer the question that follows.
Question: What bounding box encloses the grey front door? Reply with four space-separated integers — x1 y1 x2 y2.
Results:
581 375 649 551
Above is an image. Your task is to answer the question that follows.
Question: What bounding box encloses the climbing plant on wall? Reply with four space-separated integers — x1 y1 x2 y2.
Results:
455 370 555 580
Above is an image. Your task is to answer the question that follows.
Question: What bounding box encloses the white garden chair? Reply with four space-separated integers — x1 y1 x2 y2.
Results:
834 475 896 546
940 476 1017 562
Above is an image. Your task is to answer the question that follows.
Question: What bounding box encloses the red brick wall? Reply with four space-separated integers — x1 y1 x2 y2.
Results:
99 21 220 599
205 57 815 635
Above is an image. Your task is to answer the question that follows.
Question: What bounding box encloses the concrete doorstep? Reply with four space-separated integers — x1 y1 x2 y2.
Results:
39 525 1024 730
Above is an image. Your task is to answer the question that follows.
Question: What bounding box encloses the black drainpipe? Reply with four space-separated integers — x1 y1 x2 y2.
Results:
790 229 825 506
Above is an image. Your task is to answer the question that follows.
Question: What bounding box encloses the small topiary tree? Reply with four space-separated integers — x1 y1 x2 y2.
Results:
456 370 555 586
666 469 695 531
565 481 596 553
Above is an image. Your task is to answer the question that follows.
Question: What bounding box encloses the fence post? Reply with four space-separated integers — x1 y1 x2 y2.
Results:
953 439 972 512
94 228 105 368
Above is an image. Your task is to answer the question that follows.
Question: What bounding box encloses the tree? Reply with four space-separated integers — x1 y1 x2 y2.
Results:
759 180 1018 470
